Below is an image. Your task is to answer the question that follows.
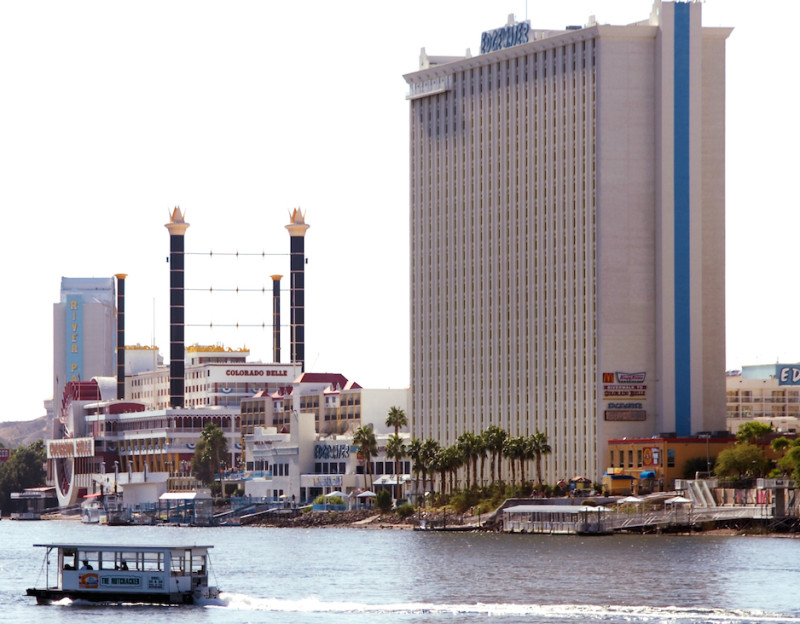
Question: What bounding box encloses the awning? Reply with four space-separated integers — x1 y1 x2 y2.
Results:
665 496 692 505
159 492 198 500
639 471 656 479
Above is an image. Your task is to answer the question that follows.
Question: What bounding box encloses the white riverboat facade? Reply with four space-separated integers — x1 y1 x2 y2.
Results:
26 543 220 604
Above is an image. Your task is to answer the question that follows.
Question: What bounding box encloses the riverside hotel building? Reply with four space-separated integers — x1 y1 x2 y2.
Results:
405 1 730 482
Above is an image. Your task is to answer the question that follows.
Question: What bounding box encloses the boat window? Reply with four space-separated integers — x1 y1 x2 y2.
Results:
62 548 78 570
116 552 138 570
192 554 206 575
78 551 100 570
170 550 189 575
141 551 163 572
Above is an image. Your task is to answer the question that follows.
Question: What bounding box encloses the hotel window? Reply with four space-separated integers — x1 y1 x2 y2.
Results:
627 450 633 468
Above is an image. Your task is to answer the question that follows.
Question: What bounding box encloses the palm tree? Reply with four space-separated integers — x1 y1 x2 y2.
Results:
408 438 424 503
433 445 460 499
385 434 407 500
457 432 479 490
503 436 525 485
483 425 507 485
385 406 408 498
420 438 440 502
352 425 378 491
191 422 228 487
385 406 408 436
476 434 488 488
528 430 552 487
444 445 461 495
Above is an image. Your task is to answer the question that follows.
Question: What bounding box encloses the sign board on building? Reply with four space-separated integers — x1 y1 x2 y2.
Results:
604 410 646 422
481 20 531 54
778 366 800 386
602 372 648 421
47 437 95 459
65 295 84 383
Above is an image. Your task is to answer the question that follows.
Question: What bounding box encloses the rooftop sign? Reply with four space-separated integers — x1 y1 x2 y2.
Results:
778 366 800 386
481 20 531 54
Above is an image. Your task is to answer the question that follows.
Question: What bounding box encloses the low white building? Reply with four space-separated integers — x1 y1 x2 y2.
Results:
243 414 411 504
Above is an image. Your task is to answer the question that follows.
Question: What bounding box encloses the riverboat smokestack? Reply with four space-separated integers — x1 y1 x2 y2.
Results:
165 207 189 408
285 209 309 372
271 274 282 363
115 273 127 400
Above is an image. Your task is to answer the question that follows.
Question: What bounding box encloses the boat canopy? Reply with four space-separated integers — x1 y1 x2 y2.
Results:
33 543 214 551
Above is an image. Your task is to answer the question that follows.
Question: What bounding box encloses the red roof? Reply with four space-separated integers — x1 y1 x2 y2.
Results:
294 372 361 389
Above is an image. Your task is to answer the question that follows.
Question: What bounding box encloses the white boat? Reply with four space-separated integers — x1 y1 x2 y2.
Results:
81 493 131 525
26 543 221 605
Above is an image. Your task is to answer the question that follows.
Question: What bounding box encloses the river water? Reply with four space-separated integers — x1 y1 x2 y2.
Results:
1 519 798 623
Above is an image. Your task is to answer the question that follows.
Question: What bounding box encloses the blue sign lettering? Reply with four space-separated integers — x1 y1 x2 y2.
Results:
481 21 531 54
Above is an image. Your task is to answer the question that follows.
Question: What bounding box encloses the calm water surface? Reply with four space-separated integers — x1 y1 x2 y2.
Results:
1 519 798 623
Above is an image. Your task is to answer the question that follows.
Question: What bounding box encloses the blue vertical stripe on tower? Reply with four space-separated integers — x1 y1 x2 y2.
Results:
674 3 691 436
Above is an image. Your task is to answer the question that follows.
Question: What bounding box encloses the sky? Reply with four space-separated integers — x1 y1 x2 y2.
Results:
0 1 795 422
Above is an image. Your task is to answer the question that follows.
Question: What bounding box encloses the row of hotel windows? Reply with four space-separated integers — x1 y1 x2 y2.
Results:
315 461 412 475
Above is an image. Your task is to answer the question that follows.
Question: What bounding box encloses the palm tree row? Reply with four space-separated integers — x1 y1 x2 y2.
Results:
407 427 552 503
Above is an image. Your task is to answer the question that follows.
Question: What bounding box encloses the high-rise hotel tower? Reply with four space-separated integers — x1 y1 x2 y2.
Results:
405 1 731 481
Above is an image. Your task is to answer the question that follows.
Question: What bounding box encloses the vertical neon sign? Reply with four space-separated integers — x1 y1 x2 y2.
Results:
66 295 83 382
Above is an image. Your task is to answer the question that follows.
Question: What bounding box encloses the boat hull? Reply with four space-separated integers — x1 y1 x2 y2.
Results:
26 587 202 605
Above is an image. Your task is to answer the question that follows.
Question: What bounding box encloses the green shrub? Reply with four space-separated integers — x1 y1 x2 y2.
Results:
375 489 393 513
396 503 415 519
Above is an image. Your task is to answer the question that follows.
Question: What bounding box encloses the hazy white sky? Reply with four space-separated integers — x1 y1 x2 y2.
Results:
0 1 793 422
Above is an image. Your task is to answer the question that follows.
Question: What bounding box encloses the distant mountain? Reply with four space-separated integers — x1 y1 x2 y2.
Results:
0 416 48 449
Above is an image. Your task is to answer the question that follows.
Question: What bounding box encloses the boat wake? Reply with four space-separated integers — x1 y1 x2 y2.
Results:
211 594 800 622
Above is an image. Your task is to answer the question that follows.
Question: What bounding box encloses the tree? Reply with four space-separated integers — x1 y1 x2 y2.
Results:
483 425 507 485
191 423 228 486
777 440 800 480
476 434 488 488
385 406 408 436
457 432 480 490
385 406 408 497
408 438 424 503
0 440 47 513
528 430 552 487
771 437 793 455
420 438 440 500
503 436 525 485
682 455 716 479
714 443 768 479
375 489 393 513
353 425 378 491
385 434 407 500
736 421 773 445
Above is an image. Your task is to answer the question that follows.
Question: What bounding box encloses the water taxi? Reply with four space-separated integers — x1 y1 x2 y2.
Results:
26 543 220 605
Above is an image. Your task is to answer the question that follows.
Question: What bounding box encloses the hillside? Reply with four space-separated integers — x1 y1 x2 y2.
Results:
0 416 48 449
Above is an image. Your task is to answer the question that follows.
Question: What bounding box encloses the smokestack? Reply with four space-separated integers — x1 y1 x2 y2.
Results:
165 207 189 408
115 273 127 400
285 208 309 371
271 274 282 363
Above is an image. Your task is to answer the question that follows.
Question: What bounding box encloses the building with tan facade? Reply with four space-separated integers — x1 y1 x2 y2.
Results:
405 1 731 482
